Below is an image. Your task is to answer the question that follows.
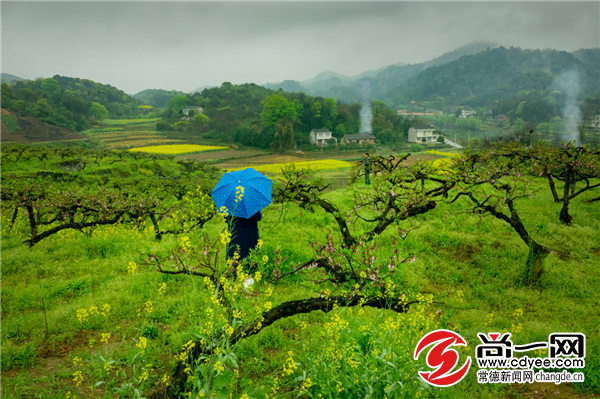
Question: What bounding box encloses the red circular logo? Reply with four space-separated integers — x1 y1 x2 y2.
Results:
413 329 472 387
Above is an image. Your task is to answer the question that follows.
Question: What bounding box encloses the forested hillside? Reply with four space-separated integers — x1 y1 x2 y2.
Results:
1 76 142 131
264 41 500 102
385 47 599 110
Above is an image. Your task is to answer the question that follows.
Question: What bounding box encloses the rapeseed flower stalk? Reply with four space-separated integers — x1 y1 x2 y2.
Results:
213 361 225 374
77 304 110 324
235 185 244 203
128 261 137 274
76 308 89 323
100 332 111 343
144 301 154 313
484 313 494 328
100 304 111 317
104 361 116 375
72 370 84 387
511 308 524 334
137 337 148 351
137 364 153 383
180 236 192 252
282 351 298 375
299 378 313 394
220 231 231 247
158 282 167 295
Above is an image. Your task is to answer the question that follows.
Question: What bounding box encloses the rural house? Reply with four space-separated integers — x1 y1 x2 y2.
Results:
341 133 376 145
591 115 600 128
182 106 204 116
408 125 439 143
459 109 476 118
310 128 336 146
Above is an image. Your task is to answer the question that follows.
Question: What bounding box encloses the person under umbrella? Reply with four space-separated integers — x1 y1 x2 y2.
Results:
211 168 272 287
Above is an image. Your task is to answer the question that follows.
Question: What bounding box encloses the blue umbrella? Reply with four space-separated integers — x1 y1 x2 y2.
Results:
211 168 272 218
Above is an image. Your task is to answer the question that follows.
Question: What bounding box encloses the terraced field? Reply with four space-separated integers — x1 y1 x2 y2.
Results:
90 130 183 149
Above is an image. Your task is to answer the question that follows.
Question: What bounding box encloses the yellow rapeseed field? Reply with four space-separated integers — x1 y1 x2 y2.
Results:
424 150 461 158
424 150 461 174
229 159 353 173
128 144 229 154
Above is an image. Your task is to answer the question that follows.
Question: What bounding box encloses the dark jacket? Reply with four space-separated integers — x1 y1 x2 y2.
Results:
364 156 372 171
226 211 262 261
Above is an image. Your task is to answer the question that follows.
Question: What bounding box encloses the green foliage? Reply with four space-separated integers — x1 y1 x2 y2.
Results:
166 95 189 112
512 117 525 132
1 115 20 133
261 94 298 128
334 123 347 137
90 102 109 122
142 325 160 340
134 88 186 108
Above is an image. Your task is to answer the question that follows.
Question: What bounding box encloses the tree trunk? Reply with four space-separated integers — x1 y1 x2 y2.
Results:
523 241 550 286
559 169 573 225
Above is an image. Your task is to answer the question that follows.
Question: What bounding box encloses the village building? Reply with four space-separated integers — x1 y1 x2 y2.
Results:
309 128 336 146
590 115 600 128
408 125 439 143
341 133 376 145
459 109 476 118
182 106 204 116
397 111 441 119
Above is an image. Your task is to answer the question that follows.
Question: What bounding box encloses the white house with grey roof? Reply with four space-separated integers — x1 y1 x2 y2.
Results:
408 125 439 143
310 128 336 146
182 106 204 116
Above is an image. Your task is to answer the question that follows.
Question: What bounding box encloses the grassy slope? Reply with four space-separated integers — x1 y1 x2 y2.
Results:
1 161 599 398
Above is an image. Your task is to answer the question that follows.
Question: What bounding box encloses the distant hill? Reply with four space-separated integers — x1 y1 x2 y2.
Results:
385 47 599 108
1 73 27 84
192 85 217 93
264 41 500 103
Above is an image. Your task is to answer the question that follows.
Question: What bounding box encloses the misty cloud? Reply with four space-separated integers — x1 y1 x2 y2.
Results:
2 2 599 94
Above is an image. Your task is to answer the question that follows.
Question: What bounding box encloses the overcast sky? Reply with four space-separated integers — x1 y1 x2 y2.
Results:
2 1 599 95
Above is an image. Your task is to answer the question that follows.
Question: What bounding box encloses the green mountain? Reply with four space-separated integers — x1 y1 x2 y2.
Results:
385 47 599 109
264 41 500 103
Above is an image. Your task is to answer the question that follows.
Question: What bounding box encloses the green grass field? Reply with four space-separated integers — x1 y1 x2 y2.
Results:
1 147 599 399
